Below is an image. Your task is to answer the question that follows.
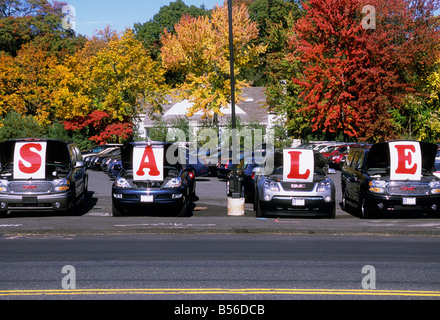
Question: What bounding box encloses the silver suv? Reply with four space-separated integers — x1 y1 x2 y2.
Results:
0 139 88 217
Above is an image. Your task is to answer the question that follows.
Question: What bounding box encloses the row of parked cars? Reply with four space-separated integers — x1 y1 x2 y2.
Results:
1 138 440 219
227 140 440 219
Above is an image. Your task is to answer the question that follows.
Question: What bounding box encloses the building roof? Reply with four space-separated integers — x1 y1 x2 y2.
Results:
143 87 268 127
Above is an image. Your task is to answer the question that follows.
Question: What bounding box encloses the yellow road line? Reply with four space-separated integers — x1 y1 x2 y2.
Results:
1 288 440 297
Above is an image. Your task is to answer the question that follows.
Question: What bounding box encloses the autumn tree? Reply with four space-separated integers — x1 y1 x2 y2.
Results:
58 28 168 144
134 0 210 60
287 0 440 142
160 1 266 119
0 0 84 58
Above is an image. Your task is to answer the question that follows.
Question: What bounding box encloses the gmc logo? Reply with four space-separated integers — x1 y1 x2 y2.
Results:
401 186 416 191
23 185 38 190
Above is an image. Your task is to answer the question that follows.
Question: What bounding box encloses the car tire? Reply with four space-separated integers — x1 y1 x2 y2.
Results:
361 198 375 219
112 202 124 217
177 198 189 217
341 189 348 211
0 210 7 218
327 203 336 219
256 199 266 217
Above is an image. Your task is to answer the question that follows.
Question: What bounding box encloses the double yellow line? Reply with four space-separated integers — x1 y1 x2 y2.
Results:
1 288 440 297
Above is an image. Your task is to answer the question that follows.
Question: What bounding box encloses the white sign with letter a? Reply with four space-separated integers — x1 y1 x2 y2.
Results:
133 146 164 181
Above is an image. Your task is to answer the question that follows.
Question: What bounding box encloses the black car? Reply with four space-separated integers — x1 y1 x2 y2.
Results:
341 141 440 218
111 141 197 217
0 138 88 217
226 156 266 203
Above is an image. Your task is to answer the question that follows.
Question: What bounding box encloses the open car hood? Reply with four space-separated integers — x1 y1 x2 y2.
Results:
365 141 438 173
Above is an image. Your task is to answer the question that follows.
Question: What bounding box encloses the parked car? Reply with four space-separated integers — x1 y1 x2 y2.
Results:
81 143 122 158
253 149 336 218
90 148 121 170
106 160 122 180
341 141 440 218
85 147 119 168
0 138 88 217
111 141 197 217
226 156 266 203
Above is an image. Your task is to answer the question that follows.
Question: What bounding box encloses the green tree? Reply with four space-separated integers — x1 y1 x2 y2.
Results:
133 0 210 60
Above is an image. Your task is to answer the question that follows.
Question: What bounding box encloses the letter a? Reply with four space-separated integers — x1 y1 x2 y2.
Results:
361 265 376 290
362 5 376 30
136 146 160 177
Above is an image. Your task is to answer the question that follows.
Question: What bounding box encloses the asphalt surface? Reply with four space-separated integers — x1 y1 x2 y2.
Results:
0 170 440 237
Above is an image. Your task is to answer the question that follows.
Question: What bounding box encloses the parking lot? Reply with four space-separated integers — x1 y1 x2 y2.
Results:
85 169 345 218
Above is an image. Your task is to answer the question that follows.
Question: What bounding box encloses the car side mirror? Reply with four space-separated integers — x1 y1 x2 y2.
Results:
75 160 85 168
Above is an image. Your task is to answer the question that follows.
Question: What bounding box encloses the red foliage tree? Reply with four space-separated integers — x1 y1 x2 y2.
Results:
291 0 440 142
63 110 134 144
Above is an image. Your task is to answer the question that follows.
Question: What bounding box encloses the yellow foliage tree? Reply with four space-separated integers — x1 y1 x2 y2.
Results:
161 1 266 118
54 28 168 124
0 43 59 127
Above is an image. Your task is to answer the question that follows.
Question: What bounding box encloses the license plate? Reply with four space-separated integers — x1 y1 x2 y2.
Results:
141 195 154 202
403 197 416 205
292 198 305 206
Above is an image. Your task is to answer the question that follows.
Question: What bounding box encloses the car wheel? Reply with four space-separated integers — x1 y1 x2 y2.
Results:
341 189 348 211
361 198 375 219
0 210 7 218
256 199 266 217
112 202 124 217
177 198 189 217
327 203 336 219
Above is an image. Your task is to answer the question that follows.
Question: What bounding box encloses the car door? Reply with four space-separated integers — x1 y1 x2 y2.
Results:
344 150 363 205
69 144 85 198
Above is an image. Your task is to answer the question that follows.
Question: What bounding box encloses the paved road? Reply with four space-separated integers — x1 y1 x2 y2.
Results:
1 234 440 300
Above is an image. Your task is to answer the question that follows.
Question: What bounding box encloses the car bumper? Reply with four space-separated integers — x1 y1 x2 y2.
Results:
364 192 440 214
112 187 186 211
261 195 335 216
0 191 73 212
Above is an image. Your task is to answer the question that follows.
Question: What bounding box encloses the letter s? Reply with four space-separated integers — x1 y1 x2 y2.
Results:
19 143 43 174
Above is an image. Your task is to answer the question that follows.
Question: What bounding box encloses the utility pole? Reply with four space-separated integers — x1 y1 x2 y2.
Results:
227 0 245 215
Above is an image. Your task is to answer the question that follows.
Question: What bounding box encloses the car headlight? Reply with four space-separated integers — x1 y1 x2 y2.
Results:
317 180 332 192
115 177 131 189
0 179 9 192
369 180 386 193
430 181 440 194
164 177 181 189
263 180 279 191
54 179 70 192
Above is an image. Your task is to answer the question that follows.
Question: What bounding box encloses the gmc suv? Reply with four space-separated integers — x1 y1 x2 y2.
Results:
0 139 88 217
341 141 440 218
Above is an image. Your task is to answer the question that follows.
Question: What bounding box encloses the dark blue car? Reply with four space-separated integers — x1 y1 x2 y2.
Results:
111 141 196 217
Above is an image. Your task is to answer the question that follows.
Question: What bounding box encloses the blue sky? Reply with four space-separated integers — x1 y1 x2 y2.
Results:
64 0 223 37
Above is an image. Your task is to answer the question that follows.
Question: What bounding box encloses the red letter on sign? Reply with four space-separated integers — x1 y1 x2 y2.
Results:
286 151 311 180
394 145 417 175
19 143 43 174
136 146 160 177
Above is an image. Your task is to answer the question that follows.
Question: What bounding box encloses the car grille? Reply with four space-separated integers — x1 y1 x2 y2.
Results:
387 183 430 196
281 182 315 192
9 181 53 193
